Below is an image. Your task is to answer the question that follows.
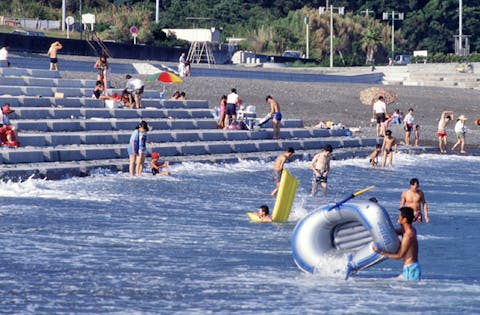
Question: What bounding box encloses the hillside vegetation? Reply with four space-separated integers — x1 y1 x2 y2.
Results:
2 0 479 65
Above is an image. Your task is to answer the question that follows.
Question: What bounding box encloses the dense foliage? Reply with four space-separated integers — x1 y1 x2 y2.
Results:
2 0 479 65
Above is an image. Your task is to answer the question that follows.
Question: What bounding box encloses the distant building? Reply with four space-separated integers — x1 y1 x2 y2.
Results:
161 28 221 44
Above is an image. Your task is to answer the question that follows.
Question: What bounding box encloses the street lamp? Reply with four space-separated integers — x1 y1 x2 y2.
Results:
305 16 309 59
382 11 404 64
319 5 345 68
360 9 375 17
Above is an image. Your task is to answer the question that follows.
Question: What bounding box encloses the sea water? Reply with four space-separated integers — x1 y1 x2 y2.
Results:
0 153 479 314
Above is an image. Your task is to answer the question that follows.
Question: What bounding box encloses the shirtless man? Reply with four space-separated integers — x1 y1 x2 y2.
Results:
372 207 421 281
266 95 282 140
437 111 454 153
47 41 62 71
271 147 295 196
400 178 429 223
310 144 333 197
381 130 397 168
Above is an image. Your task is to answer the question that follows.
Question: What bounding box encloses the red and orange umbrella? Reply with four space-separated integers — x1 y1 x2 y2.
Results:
147 71 183 84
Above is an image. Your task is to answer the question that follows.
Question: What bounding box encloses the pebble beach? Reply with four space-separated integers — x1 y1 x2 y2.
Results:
60 57 480 151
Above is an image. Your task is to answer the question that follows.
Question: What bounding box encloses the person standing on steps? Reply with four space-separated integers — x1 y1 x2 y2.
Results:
266 95 282 140
47 41 63 71
125 74 145 109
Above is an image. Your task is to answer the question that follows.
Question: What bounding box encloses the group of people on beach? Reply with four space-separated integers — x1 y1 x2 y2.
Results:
371 96 470 168
217 88 282 139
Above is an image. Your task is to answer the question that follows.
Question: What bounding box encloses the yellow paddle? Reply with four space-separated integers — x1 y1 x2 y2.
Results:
327 186 375 211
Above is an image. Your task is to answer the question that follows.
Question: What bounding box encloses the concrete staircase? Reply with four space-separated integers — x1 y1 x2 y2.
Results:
0 67 379 180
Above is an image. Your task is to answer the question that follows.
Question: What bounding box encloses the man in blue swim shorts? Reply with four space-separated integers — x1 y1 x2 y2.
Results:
372 206 421 281
266 95 282 140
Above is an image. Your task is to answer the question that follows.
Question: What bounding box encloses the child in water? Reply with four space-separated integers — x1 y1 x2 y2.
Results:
369 144 382 168
253 205 272 222
150 152 170 176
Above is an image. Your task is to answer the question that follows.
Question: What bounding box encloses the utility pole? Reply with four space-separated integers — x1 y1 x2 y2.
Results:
319 5 345 68
305 16 309 59
382 11 404 64
156 0 160 23
62 0 66 31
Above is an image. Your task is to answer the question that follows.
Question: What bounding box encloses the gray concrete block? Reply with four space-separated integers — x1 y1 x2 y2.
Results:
111 121 138 130
57 79 84 88
2 77 26 86
30 69 61 78
81 120 114 131
24 87 54 96
151 145 179 156
55 98 85 108
302 139 325 150
51 109 82 119
248 130 271 140
15 121 49 132
83 148 118 160
172 132 200 142
165 109 190 119
290 129 312 138
17 135 47 147
360 138 379 146
224 131 249 141
46 134 82 146
282 119 304 128
147 120 170 130
180 144 208 155
206 143 232 154
142 99 162 108
231 142 257 153
55 88 86 97
25 78 55 87
82 109 111 119
148 133 173 143
46 121 81 132
310 129 332 137
256 141 281 151
14 108 51 119
198 131 226 141
161 100 185 108
0 97 19 106
117 134 131 144
328 140 343 149
190 109 214 118
2 150 45 164
0 86 23 95
80 134 115 145
168 120 195 129
57 149 85 161
21 97 53 107
330 129 349 137
342 139 361 148
0 68 28 77
141 91 161 98
83 98 103 108
109 109 139 119
279 141 303 151
194 120 217 129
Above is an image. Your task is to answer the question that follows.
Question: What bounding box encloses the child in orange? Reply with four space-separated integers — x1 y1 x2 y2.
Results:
150 152 170 176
